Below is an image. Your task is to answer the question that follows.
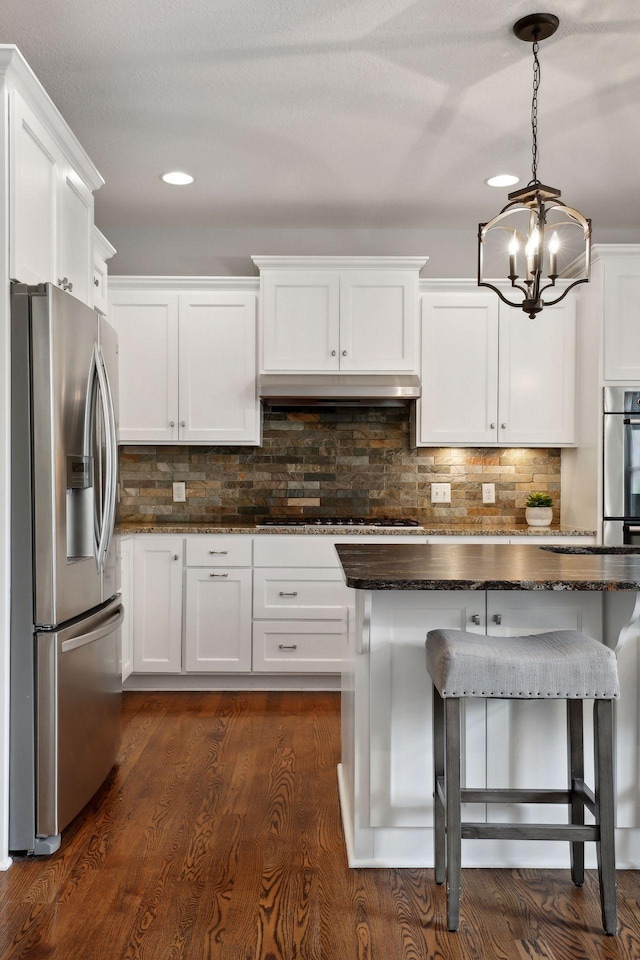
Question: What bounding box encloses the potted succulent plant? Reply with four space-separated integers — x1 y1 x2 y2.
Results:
525 492 554 527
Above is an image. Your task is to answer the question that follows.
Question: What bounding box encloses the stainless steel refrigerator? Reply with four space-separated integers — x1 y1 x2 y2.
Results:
10 282 123 855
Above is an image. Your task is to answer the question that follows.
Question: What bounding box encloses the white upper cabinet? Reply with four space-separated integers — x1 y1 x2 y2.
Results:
417 285 576 446
109 290 180 443
8 83 101 305
178 292 260 444
109 282 260 445
602 253 640 381
255 257 424 373
91 226 116 315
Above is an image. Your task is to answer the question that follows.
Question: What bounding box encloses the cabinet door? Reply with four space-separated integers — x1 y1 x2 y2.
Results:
133 538 183 673
485 591 602 859
109 291 179 442
119 538 134 681
498 299 576 445
9 91 57 286
603 258 640 380
369 590 486 828
261 270 340 371
184 568 252 672
178 293 260 443
339 271 417 371
57 163 93 305
418 292 499 445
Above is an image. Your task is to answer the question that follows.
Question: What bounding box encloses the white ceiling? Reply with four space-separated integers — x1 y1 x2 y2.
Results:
2 0 639 275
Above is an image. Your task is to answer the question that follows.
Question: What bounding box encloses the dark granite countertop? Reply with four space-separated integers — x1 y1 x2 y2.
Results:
335 542 640 591
116 522 595 538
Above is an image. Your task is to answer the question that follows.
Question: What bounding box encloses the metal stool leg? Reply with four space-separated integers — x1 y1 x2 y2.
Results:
594 699 617 936
433 686 446 885
444 697 462 932
567 699 585 886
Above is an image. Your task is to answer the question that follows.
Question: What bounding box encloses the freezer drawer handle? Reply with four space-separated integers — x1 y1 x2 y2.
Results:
210 572 229 577
60 605 124 653
279 591 298 597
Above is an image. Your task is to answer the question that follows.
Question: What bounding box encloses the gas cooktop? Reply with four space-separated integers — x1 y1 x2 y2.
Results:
257 517 421 528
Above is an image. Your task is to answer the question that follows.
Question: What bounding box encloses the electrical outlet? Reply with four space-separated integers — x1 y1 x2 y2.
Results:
172 481 186 503
431 482 451 503
482 483 496 504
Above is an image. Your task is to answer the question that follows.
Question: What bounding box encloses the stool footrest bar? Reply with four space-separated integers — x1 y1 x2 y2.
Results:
460 822 599 842
461 788 571 804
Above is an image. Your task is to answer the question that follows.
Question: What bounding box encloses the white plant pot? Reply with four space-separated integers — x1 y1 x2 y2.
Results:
525 506 553 527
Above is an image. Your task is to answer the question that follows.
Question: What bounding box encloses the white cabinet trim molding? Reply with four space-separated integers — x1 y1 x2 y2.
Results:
253 256 428 272
110 276 259 293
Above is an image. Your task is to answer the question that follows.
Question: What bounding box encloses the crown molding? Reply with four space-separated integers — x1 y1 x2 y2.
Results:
109 275 260 292
251 255 428 272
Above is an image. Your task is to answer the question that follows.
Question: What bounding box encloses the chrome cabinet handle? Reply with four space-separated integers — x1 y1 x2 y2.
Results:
173 554 179 560
501 423 507 429
57 276 72 291
331 350 337 356
209 550 228 555
210 572 229 577
278 644 298 650
490 423 496 429
181 421 186 427
342 350 347 356
493 613 502 625
471 614 481 625
170 420 175 427
279 591 298 597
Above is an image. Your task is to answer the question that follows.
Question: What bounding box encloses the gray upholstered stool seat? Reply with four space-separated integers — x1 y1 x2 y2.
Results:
426 628 619 936
426 628 620 700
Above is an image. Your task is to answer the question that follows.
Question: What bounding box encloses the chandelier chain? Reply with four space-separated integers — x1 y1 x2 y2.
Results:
530 39 540 184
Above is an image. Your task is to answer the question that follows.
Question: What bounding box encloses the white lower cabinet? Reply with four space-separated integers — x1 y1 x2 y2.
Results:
119 537 134 681
133 537 184 673
185 568 252 672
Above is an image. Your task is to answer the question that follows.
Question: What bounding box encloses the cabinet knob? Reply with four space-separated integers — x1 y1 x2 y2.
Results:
501 423 507 429
94 277 100 287
170 420 175 427
67 281 73 292
331 350 337 356
493 613 502 625
471 614 481 625
490 423 496 430
57 277 71 291
342 350 347 356
210 572 229 577
173 554 179 560
181 421 186 427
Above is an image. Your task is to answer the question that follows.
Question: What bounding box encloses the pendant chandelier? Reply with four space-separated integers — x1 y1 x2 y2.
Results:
478 13 591 319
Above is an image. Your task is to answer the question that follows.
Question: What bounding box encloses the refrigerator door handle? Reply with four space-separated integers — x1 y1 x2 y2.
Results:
92 345 114 573
99 345 118 570
60 604 124 653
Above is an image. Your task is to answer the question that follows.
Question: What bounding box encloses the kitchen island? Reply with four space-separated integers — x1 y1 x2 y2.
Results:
336 542 640 869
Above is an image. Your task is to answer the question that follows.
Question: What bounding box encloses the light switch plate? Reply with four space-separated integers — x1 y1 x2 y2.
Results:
172 481 186 502
482 483 496 504
431 482 451 503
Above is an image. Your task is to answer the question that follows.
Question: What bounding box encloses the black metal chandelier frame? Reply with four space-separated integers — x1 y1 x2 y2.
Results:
477 13 592 319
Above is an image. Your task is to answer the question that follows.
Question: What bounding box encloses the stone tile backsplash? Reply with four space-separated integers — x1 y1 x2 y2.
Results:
118 407 561 525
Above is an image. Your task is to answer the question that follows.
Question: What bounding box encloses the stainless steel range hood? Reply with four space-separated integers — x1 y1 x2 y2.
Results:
258 373 421 406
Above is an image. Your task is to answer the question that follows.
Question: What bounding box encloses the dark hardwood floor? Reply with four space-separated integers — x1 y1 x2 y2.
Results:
1 691 640 959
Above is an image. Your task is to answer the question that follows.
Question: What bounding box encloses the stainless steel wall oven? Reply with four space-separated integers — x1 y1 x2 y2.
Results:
603 387 640 545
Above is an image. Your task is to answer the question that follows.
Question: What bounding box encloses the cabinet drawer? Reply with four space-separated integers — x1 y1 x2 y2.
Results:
185 536 252 567
252 620 348 673
254 568 350 618
253 534 426 567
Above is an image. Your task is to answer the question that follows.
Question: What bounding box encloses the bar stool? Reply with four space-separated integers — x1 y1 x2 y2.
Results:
425 628 620 935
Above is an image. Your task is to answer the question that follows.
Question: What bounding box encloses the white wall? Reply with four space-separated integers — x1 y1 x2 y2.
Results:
102 224 640 279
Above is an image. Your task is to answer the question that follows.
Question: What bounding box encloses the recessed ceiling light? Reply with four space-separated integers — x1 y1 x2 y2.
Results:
484 174 520 188
161 171 195 186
